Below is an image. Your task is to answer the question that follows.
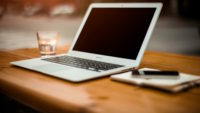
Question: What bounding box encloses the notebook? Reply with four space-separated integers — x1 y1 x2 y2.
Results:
111 68 200 93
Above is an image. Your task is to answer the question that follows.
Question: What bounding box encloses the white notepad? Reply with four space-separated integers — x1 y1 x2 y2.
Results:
111 68 200 93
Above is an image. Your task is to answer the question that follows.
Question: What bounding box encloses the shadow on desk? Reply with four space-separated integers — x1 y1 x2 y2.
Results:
0 93 42 113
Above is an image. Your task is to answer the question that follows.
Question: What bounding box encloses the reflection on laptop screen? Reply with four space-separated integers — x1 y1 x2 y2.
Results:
73 8 156 60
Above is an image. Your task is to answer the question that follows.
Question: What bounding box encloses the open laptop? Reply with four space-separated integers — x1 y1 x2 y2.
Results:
11 3 162 82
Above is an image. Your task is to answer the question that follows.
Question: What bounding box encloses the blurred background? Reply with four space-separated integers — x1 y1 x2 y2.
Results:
0 0 200 57
0 0 200 112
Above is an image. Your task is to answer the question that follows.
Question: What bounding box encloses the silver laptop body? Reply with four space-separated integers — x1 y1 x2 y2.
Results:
11 3 162 82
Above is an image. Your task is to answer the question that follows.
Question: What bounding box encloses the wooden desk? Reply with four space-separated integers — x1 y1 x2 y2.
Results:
0 46 200 113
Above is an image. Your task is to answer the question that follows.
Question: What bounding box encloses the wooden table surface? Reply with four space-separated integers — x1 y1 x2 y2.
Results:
0 46 200 113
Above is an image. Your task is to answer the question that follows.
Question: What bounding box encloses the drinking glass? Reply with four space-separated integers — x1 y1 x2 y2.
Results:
37 31 59 56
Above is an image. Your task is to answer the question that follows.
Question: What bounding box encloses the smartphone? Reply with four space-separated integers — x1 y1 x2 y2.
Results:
132 70 179 79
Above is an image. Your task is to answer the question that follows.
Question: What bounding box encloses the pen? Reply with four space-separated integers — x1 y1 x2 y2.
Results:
132 70 179 79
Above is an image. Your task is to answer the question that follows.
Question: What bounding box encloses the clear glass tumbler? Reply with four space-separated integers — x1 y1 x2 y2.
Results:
37 31 59 56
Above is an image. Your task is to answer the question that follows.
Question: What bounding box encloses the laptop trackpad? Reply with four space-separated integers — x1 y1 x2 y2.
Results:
32 64 71 73
32 64 97 82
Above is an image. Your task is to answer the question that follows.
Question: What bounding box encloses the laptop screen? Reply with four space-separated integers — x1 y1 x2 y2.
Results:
73 8 156 60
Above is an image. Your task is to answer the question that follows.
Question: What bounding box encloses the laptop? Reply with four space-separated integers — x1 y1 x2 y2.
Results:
11 3 162 82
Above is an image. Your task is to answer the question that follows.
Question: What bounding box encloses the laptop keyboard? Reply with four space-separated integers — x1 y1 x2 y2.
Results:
42 56 123 72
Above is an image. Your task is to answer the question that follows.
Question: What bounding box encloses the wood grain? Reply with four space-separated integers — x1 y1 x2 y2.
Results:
0 47 200 113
